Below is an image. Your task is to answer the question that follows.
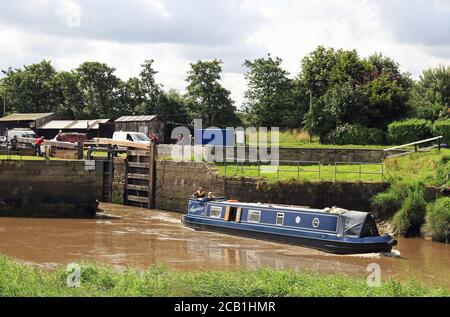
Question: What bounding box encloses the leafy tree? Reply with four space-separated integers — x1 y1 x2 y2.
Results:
133 60 163 115
244 55 299 127
1 60 57 114
185 60 240 127
48 71 83 119
299 47 412 139
409 65 450 120
157 89 190 124
75 62 121 119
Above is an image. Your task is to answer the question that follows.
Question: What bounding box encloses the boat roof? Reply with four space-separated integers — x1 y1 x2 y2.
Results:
202 199 366 215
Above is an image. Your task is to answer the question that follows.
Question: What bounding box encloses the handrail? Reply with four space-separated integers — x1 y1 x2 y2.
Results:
384 136 443 152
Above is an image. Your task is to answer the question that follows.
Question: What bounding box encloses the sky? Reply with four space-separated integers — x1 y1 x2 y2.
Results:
0 0 449 108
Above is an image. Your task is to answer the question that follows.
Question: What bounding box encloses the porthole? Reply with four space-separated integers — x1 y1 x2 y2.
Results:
312 218 320 228
295 216 301 224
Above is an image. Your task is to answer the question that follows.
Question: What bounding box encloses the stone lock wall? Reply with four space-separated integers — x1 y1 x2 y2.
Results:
154 160 388 213
0 160 97 217
157 145 391 164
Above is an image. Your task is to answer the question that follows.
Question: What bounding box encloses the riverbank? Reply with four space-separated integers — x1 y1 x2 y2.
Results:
0 255 448 297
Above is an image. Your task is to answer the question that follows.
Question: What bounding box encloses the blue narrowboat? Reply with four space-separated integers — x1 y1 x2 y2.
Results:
182 198 397 254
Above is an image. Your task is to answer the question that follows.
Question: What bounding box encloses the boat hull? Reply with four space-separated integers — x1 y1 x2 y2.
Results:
182 216 396 255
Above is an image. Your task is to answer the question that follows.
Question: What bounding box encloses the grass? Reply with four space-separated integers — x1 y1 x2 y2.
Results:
215 163 384 183
0 155 60 161
214 149 450 184
0 255 448 297
246 130 390 149
384 149 450 187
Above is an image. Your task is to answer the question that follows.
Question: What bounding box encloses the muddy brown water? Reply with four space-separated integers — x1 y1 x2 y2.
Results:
0 203 449 288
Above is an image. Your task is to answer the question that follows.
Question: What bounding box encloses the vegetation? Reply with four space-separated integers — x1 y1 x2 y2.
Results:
391 183 428 236
0 155 58 161
387 119 432 145
384 149 450 187
215 162 383 183
0 256 448 297
422 197 450 243
372 149 450 239
324 124 384 146
433 119 450 144
185 60 240 127
1 48 448 135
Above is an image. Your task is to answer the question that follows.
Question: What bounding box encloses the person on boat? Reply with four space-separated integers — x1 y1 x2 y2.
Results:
193 187 206 198
207 192 215 199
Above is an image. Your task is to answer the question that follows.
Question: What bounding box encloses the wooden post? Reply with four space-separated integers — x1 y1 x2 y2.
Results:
148 143 157 209
77 142 84 160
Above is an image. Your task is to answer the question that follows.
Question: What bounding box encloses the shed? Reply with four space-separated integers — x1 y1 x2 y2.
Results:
114 115 166 140
0 113 55 136
114 115 193 144
37 119 114 139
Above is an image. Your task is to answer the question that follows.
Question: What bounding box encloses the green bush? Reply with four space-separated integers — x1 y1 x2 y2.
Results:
325 124 384 145
371 180 426 219
391 185 427 236
422 197 450 243
387 119 432 145
434 154 450 187
433 119 450 145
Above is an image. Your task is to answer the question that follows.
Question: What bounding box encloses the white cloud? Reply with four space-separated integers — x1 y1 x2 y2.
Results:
0 0 449 110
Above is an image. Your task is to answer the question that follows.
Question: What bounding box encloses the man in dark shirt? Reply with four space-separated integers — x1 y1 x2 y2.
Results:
193 187 206 198
10 135 18 151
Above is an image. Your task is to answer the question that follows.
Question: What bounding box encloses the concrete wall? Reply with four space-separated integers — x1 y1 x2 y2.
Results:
154 160 388 213
0 160 97 217
157 145 392 164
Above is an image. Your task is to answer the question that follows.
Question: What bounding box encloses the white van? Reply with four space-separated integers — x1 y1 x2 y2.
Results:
112 131 151 144
7 129 37 140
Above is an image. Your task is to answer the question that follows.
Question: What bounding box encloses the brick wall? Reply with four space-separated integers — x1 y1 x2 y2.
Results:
0 160 97 217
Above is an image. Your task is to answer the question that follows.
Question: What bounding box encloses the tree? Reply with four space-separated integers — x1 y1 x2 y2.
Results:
133 60 163 115
185 60 240 127
299 47 412 139
244 55 299 127
1 60 57 114
409 65 450 120
157 89 190 124
48 71 83 119
75 62 121 119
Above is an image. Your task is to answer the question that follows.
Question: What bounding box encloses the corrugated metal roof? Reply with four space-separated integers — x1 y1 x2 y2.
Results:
115 115 158 122
0 113 54 122
39 119 110 130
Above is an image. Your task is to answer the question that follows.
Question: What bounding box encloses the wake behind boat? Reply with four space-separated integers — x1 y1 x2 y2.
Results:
182 198 397 254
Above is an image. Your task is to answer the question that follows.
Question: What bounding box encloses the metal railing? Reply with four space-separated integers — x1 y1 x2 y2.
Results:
221 160 384 182
384 136 443 159
334 162 384 182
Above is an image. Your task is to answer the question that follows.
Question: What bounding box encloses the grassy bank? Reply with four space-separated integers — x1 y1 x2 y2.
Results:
247 130 390 149
0 256 448 297
215 163 383 183
384 149 450 187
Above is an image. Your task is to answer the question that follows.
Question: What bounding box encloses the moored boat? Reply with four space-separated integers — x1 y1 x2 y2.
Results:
182 198 397 254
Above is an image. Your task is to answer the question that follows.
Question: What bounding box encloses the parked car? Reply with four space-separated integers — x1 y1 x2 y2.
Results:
112 131 151 144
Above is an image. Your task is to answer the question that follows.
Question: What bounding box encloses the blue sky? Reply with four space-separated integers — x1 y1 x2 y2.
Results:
1 0 449 107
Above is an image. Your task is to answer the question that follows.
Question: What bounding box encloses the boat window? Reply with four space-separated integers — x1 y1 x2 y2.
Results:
276 213 284 226
210 206 222 218
247 210 261 223
360 215 379 237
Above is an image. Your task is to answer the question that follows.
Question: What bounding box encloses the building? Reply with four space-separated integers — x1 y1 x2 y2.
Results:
37 119 114 139
0 112 55 136
114 115 193 144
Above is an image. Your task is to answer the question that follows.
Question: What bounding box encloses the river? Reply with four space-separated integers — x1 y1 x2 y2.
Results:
0 203 449 288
